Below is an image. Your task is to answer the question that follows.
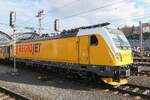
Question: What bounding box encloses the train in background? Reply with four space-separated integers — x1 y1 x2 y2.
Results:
0 23 133 86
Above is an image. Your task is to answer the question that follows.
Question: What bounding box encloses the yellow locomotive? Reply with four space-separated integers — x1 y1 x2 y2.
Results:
0 23 133 86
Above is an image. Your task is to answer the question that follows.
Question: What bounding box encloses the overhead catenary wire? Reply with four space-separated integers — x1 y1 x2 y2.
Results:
5 0 132 30
0 0 149 32
20 0 82 25
0 22 10 26
16 10 145 32
61 0 126 20
45 0 81 14
42 0 127 26
107 13 150 24
4 0 150 33
0 13 149 34
52 14 150 31
0 22 53 35
0 22 36 32
17 0 122 29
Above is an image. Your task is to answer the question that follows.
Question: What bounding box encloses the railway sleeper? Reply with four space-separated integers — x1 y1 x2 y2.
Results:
130 65 142 75
112 87 150 99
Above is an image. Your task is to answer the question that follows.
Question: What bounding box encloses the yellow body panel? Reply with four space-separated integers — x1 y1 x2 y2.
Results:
89 34 133 66
9 34 133 67
90 34 116 66
79 36 89 64
13 37 79 63
115 49 133 66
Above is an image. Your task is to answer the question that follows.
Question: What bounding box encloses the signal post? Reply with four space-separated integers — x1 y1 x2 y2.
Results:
10 11 18 74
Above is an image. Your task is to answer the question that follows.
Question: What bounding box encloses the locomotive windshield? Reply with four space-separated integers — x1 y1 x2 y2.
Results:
107 29 130 48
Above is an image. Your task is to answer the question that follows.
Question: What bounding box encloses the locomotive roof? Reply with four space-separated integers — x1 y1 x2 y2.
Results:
17 22 110 43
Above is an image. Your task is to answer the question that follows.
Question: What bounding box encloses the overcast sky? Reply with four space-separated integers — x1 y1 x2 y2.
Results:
0 0 149 33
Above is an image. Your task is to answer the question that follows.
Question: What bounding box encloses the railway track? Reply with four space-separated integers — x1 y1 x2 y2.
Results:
134 57 150 61
134 57 150 67
137 71 150 76
134 57 150 66
104 84 150 100
0 87 31 100
39 67 150 99
3 61 150 99
134 62 150 66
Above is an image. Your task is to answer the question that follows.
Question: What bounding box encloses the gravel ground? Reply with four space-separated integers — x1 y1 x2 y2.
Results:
0 64 144 100
129 76 150 88
129 65 150 88
139 66 150 71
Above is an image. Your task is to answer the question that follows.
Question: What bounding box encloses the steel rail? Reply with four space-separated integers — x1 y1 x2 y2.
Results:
0 87 31 100
110 84 150 99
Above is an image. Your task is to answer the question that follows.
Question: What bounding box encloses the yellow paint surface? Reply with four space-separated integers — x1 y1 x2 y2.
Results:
9 34 133 67
79 36 89 64
11 37 79 63
7 34 133 86
116 49 133 66
101 78 128 86
89 34 116 66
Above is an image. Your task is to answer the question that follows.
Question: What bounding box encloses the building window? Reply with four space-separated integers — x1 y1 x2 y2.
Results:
90 35 98 46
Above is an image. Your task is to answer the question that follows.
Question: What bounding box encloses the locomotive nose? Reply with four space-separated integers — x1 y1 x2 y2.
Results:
118 49 133 65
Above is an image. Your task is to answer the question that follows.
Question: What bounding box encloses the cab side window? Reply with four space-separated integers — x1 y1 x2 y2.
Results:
90 35 98 46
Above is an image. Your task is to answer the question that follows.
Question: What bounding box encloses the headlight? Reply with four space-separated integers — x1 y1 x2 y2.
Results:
115 53 122 61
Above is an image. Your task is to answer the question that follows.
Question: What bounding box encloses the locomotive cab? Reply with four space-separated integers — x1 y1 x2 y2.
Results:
78 26 133 86
107 28 133 65
100 28 133 85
